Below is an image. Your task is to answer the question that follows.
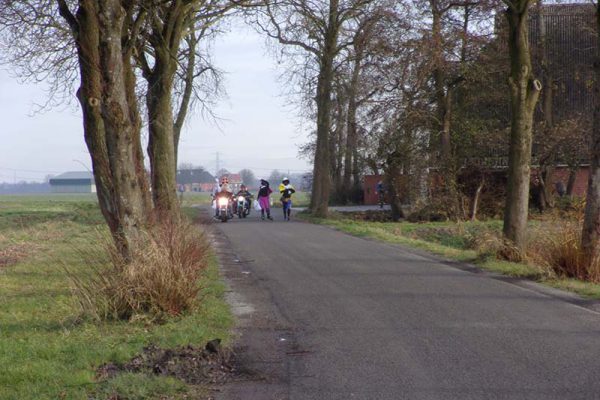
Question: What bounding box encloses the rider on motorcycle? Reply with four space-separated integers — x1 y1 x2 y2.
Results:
215 176 233 217
234 184 253 214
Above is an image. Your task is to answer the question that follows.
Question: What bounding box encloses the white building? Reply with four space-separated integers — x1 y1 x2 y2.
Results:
49 171 96 193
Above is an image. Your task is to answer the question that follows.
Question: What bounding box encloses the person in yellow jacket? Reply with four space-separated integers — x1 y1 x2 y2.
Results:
279 177 296 221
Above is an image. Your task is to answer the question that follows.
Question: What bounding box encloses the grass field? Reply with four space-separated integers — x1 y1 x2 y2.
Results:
300 213 600 299
0 194 232 400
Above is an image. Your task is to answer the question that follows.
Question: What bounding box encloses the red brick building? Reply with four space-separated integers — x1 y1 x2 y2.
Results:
363 166 590 206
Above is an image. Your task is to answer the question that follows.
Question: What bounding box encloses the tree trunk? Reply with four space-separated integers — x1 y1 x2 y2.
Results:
173 31 198 167
58 0 152 256
330 93 345 199
470 178 484 221
540 164 554 209
581 6 600 274
431 3 450 163
502 1 541 251
431 1 459 217
70 0 118 234
97 0 149 253
141 5 188 217
343 48 361 201
146 54 179 216
384 158 405 222
537 1 554 211
310 0 338 218
566 167 578 197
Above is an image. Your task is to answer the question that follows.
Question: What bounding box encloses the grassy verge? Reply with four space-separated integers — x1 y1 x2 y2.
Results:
271 191 310 208
178 192 213 208
299 212 600 300
0 195 232 400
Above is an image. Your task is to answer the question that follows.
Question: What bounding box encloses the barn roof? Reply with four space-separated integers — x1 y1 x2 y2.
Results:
176 169 215 184
49 171 94 185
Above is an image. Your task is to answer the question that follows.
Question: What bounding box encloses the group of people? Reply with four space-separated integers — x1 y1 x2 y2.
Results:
213 176 296 221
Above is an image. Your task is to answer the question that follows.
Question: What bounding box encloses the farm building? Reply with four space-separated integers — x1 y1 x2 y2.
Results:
364 4 597 206
176 168 215 192
49 171 95 193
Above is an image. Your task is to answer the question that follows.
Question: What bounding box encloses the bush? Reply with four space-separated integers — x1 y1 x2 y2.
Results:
406 204 449 222
67 218 210 322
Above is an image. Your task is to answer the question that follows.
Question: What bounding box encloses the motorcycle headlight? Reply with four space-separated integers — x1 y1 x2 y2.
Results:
217 198 228 206
238 196 245 201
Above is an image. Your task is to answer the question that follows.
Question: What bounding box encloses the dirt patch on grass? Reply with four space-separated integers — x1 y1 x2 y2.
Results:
0 243 30 268
97 340 248 386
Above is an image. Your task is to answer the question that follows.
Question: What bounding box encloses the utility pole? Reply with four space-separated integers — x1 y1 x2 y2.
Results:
215 152 220 177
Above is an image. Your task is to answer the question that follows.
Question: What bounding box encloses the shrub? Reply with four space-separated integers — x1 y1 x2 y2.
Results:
67 218 210 322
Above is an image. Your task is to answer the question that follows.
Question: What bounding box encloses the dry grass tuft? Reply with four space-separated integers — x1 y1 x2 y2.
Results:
496 239 527 264
470 231 505 259
67 218 210 322
525 221 599 281
469 230 527 263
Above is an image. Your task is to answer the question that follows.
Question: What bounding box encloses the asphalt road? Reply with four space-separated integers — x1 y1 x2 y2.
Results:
214 208 600 400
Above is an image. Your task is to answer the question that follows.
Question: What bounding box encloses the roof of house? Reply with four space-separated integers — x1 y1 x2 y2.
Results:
226 173 242 183
176 169 215 185
49 171 94 185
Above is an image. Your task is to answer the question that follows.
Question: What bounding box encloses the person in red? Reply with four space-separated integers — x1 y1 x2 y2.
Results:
257 179 273 220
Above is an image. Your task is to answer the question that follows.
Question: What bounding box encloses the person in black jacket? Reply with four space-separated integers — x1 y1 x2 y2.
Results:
257 179 273 220
279 177 296 221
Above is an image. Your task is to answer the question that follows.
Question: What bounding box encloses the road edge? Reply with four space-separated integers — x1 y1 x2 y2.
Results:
297 217 600 315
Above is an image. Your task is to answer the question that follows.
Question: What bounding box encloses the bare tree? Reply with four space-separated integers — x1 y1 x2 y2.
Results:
0 0 230 255
57 0 151 256
1 0 231 235
239 168 256 185
501 0 541 251
136 0 231 216
257 0 375 217
341 8 385 202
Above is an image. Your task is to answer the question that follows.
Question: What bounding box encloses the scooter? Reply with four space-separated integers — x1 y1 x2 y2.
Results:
237 195 251 218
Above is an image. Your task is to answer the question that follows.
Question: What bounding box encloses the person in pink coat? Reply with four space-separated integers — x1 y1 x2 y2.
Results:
257 179 273 220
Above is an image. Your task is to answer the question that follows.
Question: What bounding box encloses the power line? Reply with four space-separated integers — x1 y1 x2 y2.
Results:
0 166 62 174
0 173 43 181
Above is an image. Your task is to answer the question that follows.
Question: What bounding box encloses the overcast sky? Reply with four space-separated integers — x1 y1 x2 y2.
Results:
0 21 312 183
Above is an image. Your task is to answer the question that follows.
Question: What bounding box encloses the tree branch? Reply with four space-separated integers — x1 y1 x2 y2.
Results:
56 0 79 36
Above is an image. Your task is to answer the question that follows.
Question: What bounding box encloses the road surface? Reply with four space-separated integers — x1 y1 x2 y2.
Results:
212 208 600 400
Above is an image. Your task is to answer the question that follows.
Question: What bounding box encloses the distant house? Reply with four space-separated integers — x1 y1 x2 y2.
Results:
176 169 215 192
49 171 95 193
224 173 243 192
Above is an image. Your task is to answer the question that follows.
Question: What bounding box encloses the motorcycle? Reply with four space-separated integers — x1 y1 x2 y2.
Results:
216 195 233 222
237 195 251 218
